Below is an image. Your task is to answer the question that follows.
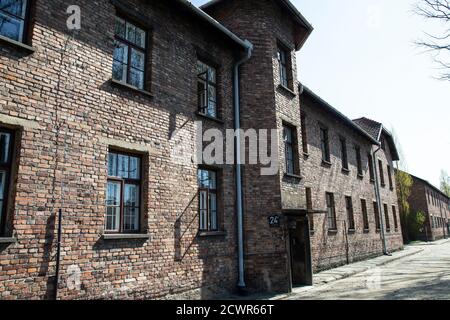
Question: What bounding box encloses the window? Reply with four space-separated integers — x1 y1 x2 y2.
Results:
345 196 355 230
361 199 369 230
326 193 337 230
197 60 217 118
392 205 398 230
113 16 147 90
277 45 290 88
0 129 14 235
106 151 141 233
355 146 363 177
387 164 393 190
340 138 348 171
306 187 313 231
368 153 375 182
374 201 381 230
378 160 385 187
198 168 218 232
384 204 390 231
320 127 330 163
283 124 298 175
0 0 29 43
300 111 308 154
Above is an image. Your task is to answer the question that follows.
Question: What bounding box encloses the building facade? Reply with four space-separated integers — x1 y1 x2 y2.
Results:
0 0 403 299
400 172 449 241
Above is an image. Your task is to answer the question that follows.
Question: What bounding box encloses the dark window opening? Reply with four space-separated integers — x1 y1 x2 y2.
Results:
361 199 369 230
198 168 218 232
346 196 355 230
197 60 217 118
113 16 147 90
106 151 142 233
320 127 330 163
368 153 375 182
0 128 15 236
340 138 348 170
392 205 398 230
378 160 385 187
326 192 337 230
387 164 393 190
306 187 313 231
355 145 363 176
283 123 299 175
277 45 290 88
374 201 381 230
384 203 390 231
300 111 308 154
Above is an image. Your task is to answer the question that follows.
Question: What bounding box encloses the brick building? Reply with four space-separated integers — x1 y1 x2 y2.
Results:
399 172 449 241
0 0 404 299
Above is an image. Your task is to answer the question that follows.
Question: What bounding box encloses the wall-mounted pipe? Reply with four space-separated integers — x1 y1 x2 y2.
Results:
233 40 253 291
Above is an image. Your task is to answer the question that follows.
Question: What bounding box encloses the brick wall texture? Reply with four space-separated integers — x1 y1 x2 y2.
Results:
0 0 404 299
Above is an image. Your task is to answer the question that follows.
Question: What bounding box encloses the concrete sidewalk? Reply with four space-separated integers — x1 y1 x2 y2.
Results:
224 241 445 300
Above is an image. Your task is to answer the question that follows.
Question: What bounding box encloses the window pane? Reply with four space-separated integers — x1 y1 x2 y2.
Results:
130 48 145 71
135 26 146 48
124 184 139 207
106 206 120 231
129 156 140 179
118 154 129 178
198 80 207 111
0 132 11 163
112 60 126 82
126 22 136 43
129 68 144 89
208 67 216 83
123 207 139 231
199 190 208 230
0 170 5 200
106 181 120 206
209 171 216 189
0 12 23 42
107 152 117 177
113 41 128 63
0 0 27 18
115 16 126 38
197 61 207 79
209 193 217 230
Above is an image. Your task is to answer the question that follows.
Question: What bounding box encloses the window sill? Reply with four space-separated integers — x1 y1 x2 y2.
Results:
363 229 370 234
0 237 17 244
370 179 375 184
0 35 35 54
198 231 227 238
110 79 154 98
341 168 350 174
102 233 151 241
322 160 332 167
328 229 338 235
195 112 224 124
284 173 302 180
310 230 315 236
303 152 310 159
381 184 386 188
348 229 356 234
277 84 296 97
357 174 364 180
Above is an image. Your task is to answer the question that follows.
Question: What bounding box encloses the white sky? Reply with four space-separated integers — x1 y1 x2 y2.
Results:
192 0 450 188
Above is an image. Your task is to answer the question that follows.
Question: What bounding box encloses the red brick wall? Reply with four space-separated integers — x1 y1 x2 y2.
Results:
0 0 240 299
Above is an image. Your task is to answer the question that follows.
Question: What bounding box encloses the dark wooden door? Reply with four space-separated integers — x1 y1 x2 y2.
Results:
289 217 313 286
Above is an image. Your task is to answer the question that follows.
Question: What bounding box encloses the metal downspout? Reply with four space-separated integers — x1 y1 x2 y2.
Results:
234 40 253 291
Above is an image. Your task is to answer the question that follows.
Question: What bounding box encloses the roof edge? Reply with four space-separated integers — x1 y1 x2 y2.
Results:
398 170 450 201
300 85 380 145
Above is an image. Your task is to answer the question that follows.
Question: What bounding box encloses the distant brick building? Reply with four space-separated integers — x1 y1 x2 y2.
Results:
398 172 449 241
0 0 403 299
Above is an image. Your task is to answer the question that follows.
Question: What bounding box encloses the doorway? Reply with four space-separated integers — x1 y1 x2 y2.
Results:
289 216 313 286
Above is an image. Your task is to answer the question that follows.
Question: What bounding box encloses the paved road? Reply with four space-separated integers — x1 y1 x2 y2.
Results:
287 241 450 300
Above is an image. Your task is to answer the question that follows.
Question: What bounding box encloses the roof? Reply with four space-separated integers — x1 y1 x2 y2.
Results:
300 86 379 145
398 170 450 201
353 117 400 161
200 0 313 50
173 0 251 50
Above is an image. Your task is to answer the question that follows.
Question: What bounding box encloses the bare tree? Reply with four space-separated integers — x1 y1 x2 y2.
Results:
415 0 450 80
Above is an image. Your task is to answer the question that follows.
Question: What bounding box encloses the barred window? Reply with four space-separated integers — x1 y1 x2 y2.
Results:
374 201 381 230
346 196 355 230
340 138 348 170
113 16 147 90
361 199 369 230
198 168 218 232
283 124 298 175
0 0 29 43
197 60 217 118
326 192 337 230
0 128 14 235
384 204 390 231
277 46 289 88
106 151 141 233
